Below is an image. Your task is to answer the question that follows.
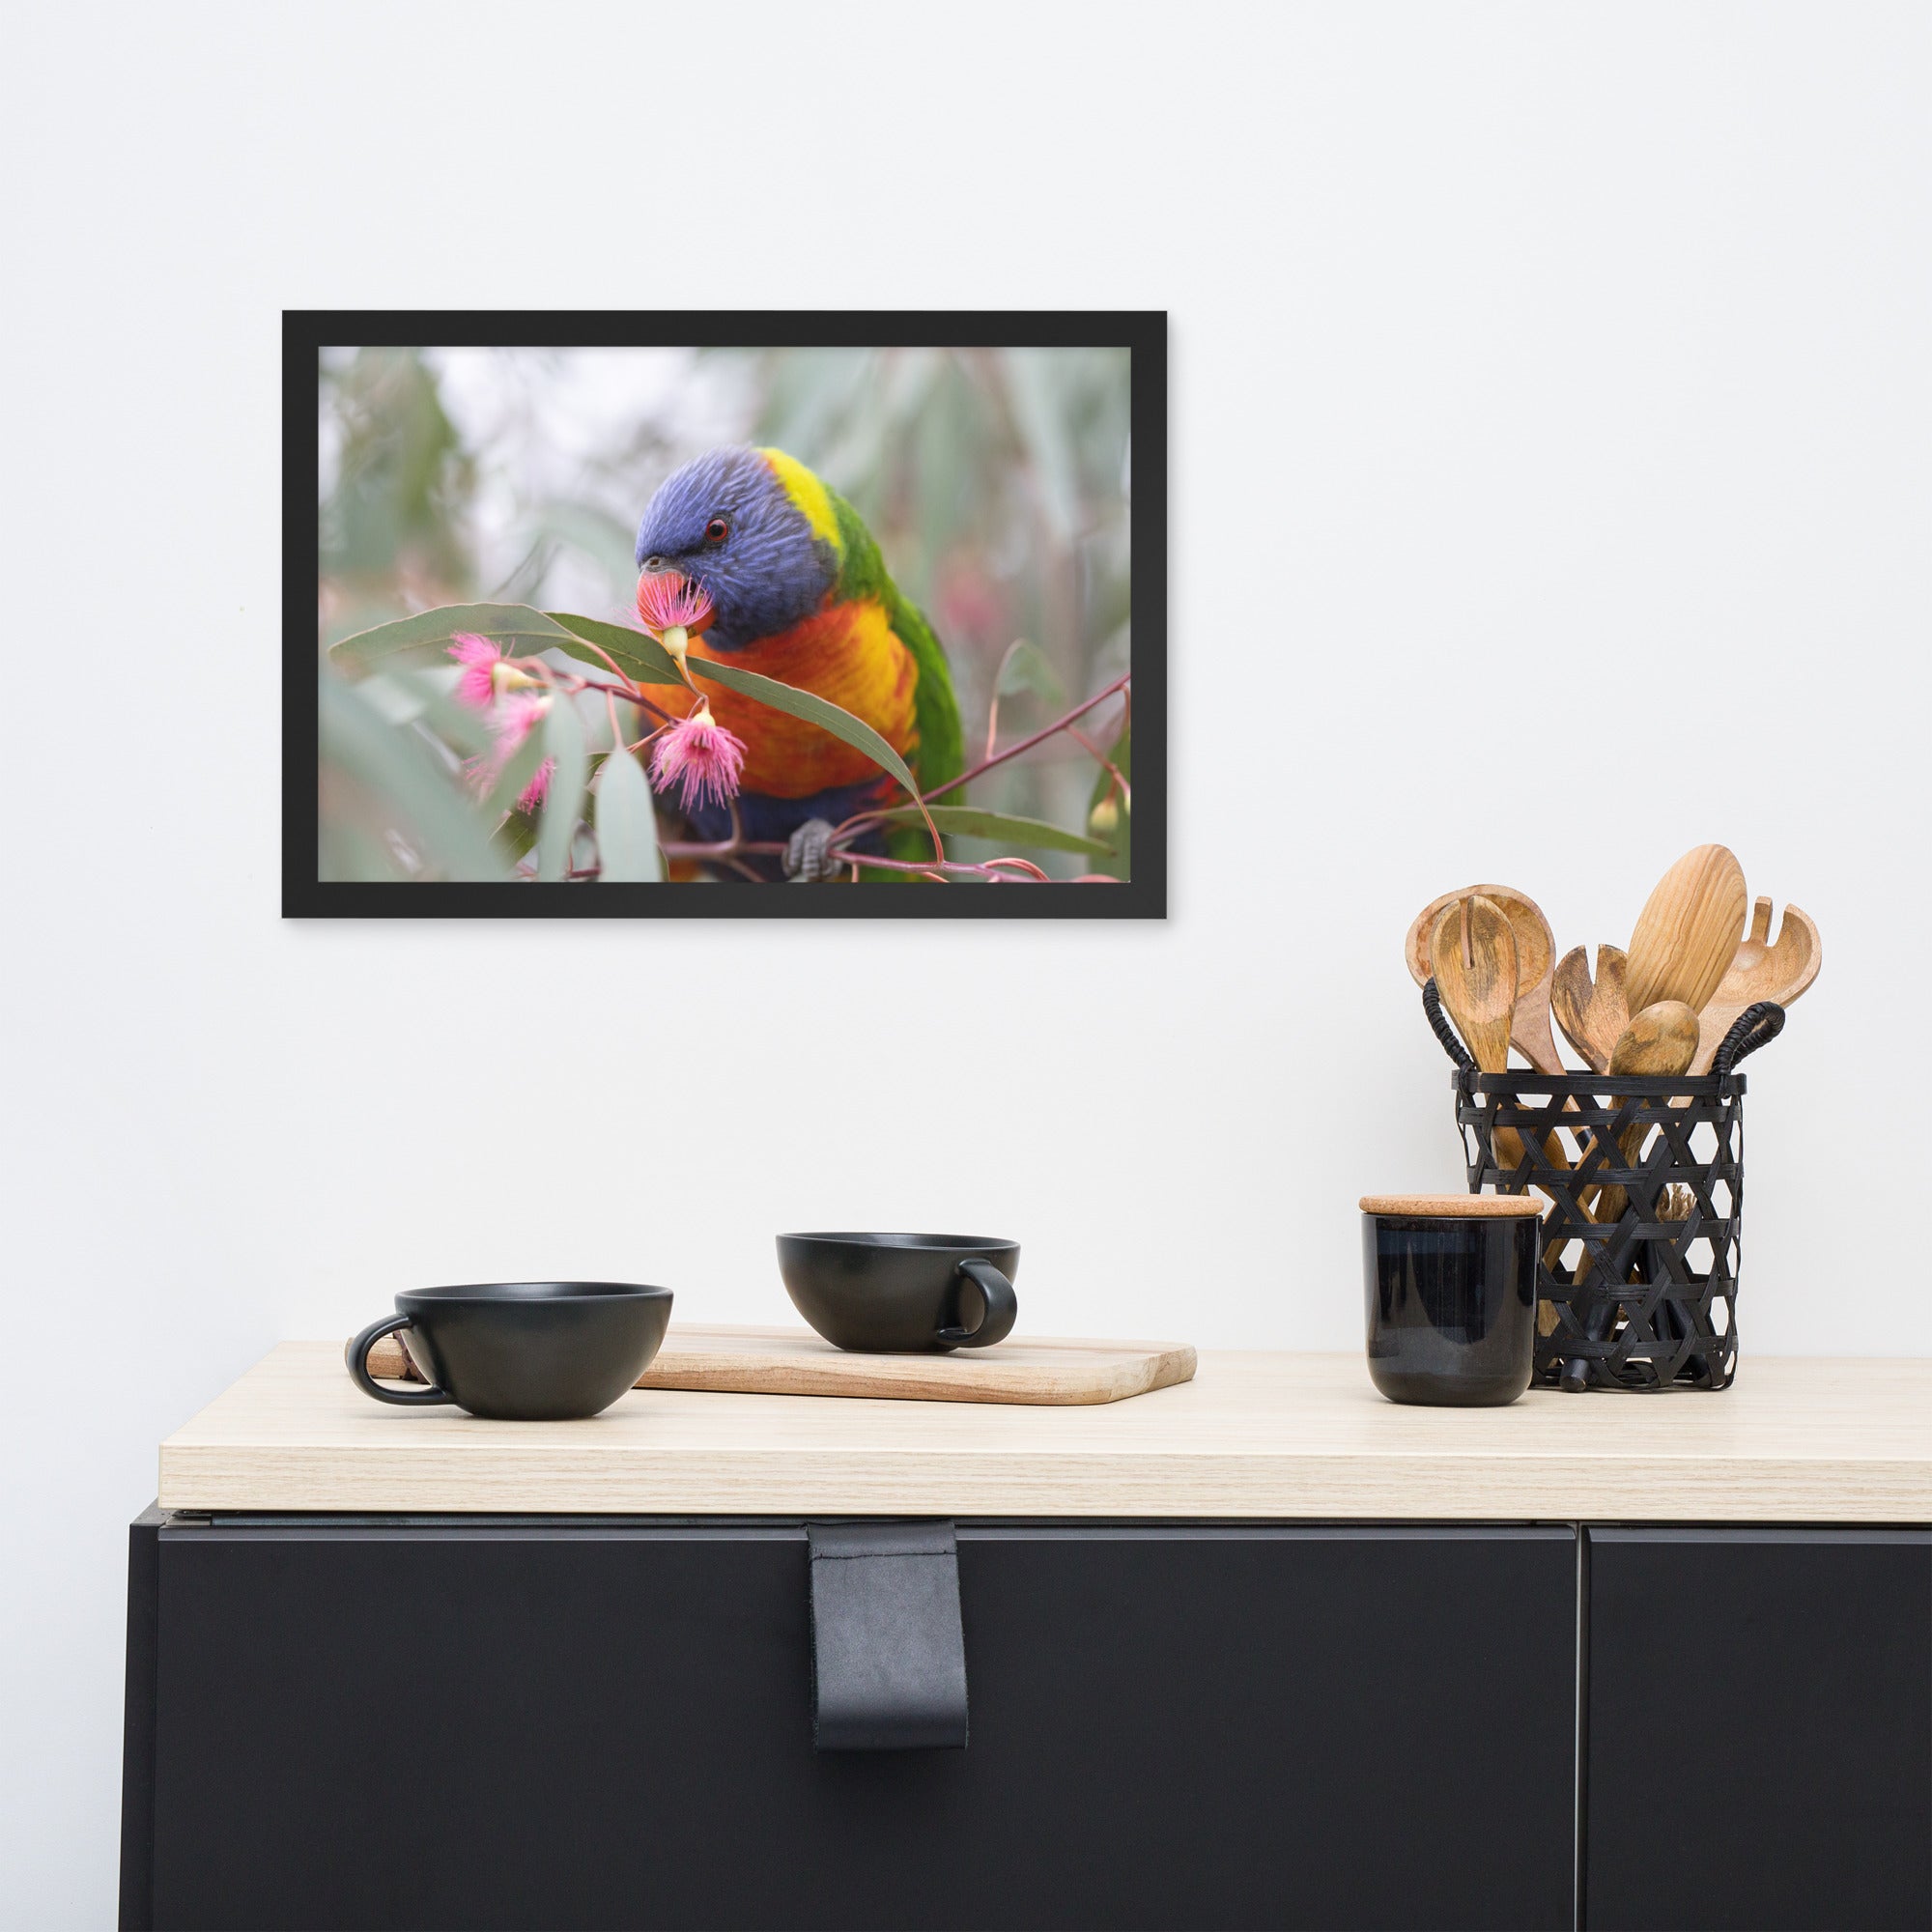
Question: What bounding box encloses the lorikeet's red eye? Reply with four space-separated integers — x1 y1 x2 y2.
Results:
704 516 729 544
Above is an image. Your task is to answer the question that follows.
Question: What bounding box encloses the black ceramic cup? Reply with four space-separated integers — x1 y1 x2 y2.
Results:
1360 1196 1542 1406
344 1282 673 1420
776 1234 1019 1353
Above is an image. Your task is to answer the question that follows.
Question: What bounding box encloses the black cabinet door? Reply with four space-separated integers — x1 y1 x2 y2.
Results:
131 1519 1577 1932
1584 1528 1932 1932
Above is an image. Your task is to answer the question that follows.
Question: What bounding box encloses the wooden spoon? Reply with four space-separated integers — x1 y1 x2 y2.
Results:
1610 1001 1701 1077
1625 844 1748 1017
1551 944 1630 1076
1690 897 1822 1073
1562 1000 1702 1389
1406 884 1563 1074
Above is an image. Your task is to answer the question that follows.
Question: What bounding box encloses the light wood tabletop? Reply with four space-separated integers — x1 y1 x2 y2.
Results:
157 1342 1932 1522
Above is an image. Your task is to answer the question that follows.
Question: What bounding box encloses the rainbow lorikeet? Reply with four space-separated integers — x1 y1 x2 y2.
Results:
631 446 963 877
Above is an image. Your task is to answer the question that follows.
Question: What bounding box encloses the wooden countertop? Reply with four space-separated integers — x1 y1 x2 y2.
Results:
156 1343 1932 1521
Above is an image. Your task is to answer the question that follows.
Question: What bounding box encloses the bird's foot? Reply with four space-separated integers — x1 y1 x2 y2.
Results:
783 818 839 883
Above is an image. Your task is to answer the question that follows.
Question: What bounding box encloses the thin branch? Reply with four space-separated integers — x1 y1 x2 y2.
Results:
983 638 1031 761
830 671 1133 848
929 671 1129 802
659 837 786 860
570 674 677 726
538 669 1133 885
827 847 1059 882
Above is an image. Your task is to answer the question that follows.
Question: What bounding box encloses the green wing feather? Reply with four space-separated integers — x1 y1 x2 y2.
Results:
828 489 964 818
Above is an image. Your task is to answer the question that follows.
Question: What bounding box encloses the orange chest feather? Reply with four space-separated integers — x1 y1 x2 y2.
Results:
638 599 918 799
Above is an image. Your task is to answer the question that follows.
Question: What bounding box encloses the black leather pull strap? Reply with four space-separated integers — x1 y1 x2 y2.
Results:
807 1520 968 1751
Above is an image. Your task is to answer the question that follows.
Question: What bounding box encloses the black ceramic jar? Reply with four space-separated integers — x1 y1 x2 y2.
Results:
1360 1195 1544 1406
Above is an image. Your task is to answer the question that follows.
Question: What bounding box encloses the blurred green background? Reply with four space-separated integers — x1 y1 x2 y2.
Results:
317 345 1132 882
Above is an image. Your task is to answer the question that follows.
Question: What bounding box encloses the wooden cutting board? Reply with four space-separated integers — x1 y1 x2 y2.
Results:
363 1322 1196 1407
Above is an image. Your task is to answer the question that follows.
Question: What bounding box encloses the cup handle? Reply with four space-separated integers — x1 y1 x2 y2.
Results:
345 1315 454 1406
938 1258 1018 1349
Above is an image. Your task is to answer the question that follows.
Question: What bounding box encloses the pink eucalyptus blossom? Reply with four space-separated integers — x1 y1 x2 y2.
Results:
447 632 505 707
467 693 555 811
634 571 716 639
649 698 747 813
447 632 539 708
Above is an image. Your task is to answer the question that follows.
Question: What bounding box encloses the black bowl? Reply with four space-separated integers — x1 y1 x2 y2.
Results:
777 1233 1020 1353
347 1282 672 1419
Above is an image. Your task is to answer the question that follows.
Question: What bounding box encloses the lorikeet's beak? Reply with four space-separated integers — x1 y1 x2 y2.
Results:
636 570 718 685
636 570 715 637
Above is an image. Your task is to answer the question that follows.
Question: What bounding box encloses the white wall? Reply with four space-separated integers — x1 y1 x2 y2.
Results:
5 3 1927 1919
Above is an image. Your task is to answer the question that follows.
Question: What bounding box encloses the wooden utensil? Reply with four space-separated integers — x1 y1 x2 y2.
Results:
1428 896 1517 1073
1429 896 1577 1208
1406 884 1564 1074
1611 1002 1701 1075
1551 945 1631 1076
1430 895 1572 1209
1691 897 1821 1073
1587 1000 1703 1225
1562 1001 1702 1390
365 1323 1197 1407
1625 844 1749 1017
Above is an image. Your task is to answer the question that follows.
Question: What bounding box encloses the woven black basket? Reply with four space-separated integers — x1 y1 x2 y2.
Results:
1424 988 1785 1391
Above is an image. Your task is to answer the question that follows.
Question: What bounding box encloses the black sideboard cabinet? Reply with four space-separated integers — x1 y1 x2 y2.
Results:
1585 1528 1931 1932
120 1514 1930 1932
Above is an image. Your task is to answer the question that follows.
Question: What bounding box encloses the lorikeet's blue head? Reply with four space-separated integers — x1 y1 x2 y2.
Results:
635 446 838 651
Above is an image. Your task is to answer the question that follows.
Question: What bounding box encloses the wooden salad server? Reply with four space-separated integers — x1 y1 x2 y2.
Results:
1407 884 1564 1076
1430 895 1558 1174
1691 897 1821 1073
1551 944 1630 1076
1428 895 1517 1075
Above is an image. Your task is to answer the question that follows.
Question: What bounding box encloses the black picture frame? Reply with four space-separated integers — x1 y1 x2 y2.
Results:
287 310 1166 919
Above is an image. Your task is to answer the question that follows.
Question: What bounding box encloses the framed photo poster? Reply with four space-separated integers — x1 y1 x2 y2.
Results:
289 311 1164 918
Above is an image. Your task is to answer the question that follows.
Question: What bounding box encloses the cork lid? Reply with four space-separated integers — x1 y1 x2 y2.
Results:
1359 1193 1545 1218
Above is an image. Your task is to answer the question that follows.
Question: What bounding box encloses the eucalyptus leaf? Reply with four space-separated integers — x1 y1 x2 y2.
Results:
481 712 550 820
544 611 684 689
868 804 1113 858
1086 722 1131 880
383 668 499 761
1087 722 1130 808
494 808 539 867
996 638 1065 707
536 696 589 882
686 657 921 803
529 500 639 588
317 670 506 883
354 670 433 728
594 746 662 882
327 602 589 676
